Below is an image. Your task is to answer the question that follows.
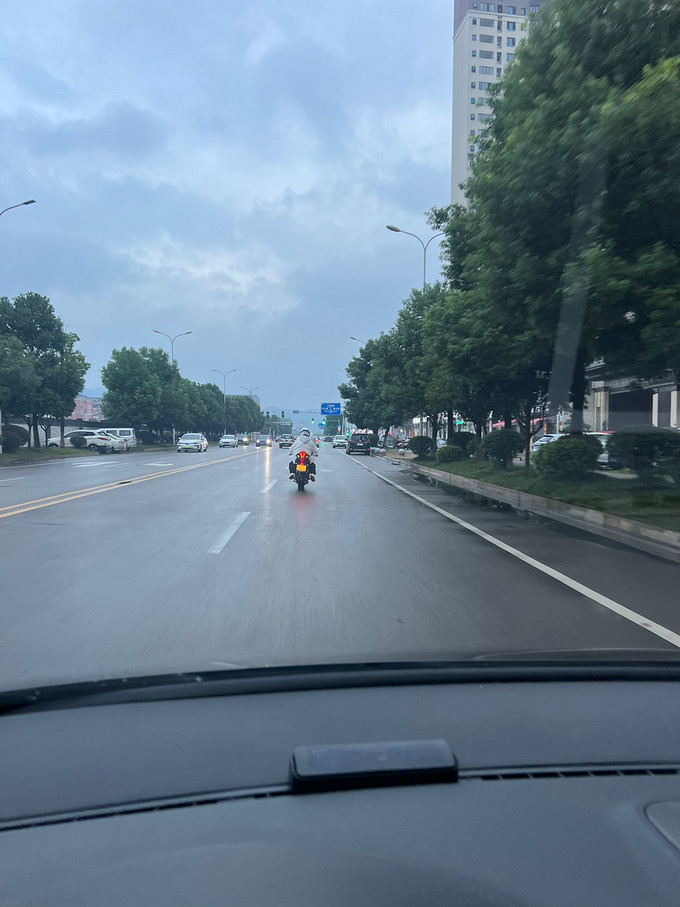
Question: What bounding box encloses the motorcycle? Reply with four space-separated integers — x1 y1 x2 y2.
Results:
293 451 312 492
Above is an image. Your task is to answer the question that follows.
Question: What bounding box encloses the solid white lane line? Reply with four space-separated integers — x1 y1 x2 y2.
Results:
72 462 118 468
145 461 173 466
207 512 251 555
262 480 278 493
352 458 680 649
0 477 24 482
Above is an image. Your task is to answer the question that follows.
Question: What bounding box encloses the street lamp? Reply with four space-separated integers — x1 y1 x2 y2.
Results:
386 225 445 289
240 385 259 398
0 199 36 454
152 329 193 444
349 336 367 345
212 368 237 435
0 199 36 217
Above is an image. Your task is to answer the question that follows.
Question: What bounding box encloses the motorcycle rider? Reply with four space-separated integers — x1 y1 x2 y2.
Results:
288 428 318 481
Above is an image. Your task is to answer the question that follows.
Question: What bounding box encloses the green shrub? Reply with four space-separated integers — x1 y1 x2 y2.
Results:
446 431 477 453
1 424 30 453
480 429 523 468
606 427 680 478
70 433 87 449
436 444 464 464
534 435 601 479
467 438 482 459
407 435 435 459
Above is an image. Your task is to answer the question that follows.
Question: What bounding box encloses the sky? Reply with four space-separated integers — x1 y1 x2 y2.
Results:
1 0 453 416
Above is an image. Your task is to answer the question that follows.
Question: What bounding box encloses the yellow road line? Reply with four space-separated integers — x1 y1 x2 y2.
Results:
0 449 265 521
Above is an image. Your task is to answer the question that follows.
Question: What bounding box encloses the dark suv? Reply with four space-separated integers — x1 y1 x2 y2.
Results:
346 433 371 456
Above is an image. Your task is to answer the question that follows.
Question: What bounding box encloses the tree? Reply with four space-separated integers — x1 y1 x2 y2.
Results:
0 334 37 422
101 347 163 432
0 293 87 445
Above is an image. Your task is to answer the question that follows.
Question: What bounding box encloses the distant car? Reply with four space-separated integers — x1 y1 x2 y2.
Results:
532 433 561 452
346 433 371 456
322 435 333 443
47 430 113 453
237 434 249 446
256 434 272 447
177 433 208 452
586 432 621 469
102 432 128 453
332 436 347 448
105 428 137 448
279 434 294 449
218 434 237 448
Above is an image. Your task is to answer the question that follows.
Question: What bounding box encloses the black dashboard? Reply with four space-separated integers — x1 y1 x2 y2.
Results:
2 663 680 905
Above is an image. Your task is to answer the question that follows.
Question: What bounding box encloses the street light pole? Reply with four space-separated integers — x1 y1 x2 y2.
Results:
212 368 237 435
0 200 36 455
152 329 193 444
386 225 445 289
0 199 36 218
240 385 260 398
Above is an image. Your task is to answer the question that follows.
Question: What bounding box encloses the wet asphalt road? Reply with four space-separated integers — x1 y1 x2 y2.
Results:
1 443 679 689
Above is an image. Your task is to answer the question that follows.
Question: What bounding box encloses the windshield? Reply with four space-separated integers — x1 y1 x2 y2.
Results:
1 0 680 693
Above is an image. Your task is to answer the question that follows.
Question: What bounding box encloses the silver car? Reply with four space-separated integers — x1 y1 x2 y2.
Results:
218 434 238 448
177 433 208 452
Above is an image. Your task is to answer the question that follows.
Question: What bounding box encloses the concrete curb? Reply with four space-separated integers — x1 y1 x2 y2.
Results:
405 462 680 564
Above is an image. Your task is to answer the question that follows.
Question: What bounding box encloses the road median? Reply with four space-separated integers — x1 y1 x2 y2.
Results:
404 460 680 563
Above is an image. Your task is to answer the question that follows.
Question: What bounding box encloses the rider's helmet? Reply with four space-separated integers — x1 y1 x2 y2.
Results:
299 428 310 437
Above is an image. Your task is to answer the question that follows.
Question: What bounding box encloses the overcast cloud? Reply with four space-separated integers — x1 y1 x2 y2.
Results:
1 0 453 414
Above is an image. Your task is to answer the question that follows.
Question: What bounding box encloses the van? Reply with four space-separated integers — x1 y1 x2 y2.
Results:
105 428 137 448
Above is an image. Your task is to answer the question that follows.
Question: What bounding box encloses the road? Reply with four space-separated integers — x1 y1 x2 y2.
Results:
1 443 679 690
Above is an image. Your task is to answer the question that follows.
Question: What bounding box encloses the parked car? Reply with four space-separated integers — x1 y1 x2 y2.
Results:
585 432 622 469
105 428 137 448
177 433 208 452
346 432 371 456
332 436 347 448
278 434 294 449
47 430 113 453
102 432 128 453
531 433 562 452
218 434 237 448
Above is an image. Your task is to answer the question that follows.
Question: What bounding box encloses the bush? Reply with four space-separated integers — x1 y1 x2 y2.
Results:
606 428 680 478
70 434 87 449
446 431 477 454
1 424 30 453
436 444 464 464
480 429 523 468
534 435 601 479
467 438 482 459
407 435 435 459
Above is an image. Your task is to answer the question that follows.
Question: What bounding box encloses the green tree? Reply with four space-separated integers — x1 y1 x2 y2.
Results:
101 347 163 432
37 333 89 444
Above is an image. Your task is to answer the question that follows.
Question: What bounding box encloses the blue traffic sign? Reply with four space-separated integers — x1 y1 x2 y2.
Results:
321 402 341 415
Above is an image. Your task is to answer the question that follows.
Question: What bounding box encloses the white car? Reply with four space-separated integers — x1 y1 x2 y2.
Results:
532 433 561 452
218 435 238 448
47 430 113 453
105 428 137 448
332 436 347 448
102 432 128 453
177 433 208 452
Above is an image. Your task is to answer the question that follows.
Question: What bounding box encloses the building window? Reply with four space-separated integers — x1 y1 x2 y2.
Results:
506 52 515 61
479 65 494 74
507 4 516 12
530 4 539 10
507 37 516 46
480 33 493 42
497 5 503 11
521 7 526 13
472 33 477 40
496 51 502 61
469 129 476 135
471 97 476 104
472 50 477 56
507 21 516 30
496 67 502 76
478 81 491 89
480 17 493 26
471 65 477 72
472 17 477 23
479 113 492 122
496 36 502 46
471 81 476 88
480 50 493 58
470 113 476 120
470 145 476 152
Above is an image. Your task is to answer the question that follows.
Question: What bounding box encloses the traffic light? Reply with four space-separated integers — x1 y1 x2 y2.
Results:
265 411 270 419
281 411 284 418
311 418 314 425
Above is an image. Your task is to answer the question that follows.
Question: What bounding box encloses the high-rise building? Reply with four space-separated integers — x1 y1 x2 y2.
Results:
451 1 544 204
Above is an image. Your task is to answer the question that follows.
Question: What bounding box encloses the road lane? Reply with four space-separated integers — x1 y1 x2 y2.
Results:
1 444 678 691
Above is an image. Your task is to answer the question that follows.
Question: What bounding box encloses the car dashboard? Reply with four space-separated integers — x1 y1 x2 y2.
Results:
2 663 680 906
